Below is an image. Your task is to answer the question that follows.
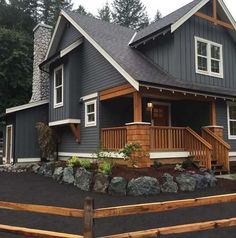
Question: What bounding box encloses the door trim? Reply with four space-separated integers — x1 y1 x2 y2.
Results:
152 102 172 126
5 124 13 164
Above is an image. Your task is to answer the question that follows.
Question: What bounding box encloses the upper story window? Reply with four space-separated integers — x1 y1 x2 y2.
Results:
228 102 236 139
195 37 223 78
85 100 96 127
54 65 64 108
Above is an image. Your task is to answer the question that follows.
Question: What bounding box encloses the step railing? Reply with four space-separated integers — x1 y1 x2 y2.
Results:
185 127 212 169
202 127 230 172
101 127 127 151
150 126 185 151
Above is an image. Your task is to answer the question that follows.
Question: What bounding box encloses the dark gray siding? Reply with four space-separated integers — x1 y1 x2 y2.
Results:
216 101 236 151
140 3 236 91
57 24 82 51
15 104 48 160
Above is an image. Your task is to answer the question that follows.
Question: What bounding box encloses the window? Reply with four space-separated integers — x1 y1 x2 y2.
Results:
54 65 64 108
85 100 96 127
228 102 236 139
195 37 223 78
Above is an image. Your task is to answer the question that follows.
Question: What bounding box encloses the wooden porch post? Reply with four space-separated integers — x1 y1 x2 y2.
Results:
210 101 216 126
133 91 142 122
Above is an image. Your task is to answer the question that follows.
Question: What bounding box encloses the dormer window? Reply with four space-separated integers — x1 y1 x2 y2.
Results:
195 37 223 78
54 65 64 108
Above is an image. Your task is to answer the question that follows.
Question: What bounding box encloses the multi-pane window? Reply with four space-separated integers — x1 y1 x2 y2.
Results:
85 100 96 127
195 37 223 78
54 65 63 108
228 103 236 139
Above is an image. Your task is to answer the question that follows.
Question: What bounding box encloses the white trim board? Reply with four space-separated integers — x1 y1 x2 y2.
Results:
150 151 190 159
58 152 124 159
6 100 49 114
58 11 139 91
49 119 81 126
60 38 83 58
17 158 41 163
53 65 64 108
80 92 98 101
5 125 13 164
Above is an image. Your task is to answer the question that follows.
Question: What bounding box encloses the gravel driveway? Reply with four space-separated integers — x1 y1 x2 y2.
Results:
0 172 235 238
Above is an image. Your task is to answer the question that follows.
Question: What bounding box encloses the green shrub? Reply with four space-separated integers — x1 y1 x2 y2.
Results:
79 159 91 169
98 160 113 175
174 164 185 172
153 161 162 169
182 159 194 169
67 156 80 167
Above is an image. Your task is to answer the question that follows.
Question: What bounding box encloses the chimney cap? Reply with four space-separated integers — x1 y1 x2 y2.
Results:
33 23 53 32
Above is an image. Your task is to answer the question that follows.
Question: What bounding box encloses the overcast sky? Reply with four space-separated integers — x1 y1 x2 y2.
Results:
71 0 236 21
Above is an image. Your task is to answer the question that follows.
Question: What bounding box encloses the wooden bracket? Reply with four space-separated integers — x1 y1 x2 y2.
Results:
69 123 80 144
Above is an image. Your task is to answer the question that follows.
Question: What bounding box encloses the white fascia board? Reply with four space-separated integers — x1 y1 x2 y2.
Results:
6 100 49 114
49 119 81 126
60 38 83 58
218 0 236 30
150 151 190 159
61 10 139 91
45 15 62 60
80 92 98 101
33 23 53 32
171 0 210 33
17 158 41 163
128 32 137 45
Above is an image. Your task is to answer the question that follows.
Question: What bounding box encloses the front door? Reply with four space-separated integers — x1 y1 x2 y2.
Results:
6 125 13 164
152 104 170 126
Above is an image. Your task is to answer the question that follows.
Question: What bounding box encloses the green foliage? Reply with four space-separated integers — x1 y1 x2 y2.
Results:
182 159 194 169
97 2 111 22
153 9 162 22
67 156 80 167
119 143 142 160
98 160 113 175
111 0 149 30
174 164 185 172
153 161 162 169
79 159 91 169
36 122 57 160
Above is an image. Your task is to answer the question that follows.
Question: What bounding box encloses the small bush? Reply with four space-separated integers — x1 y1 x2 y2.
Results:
98 160 113 175
182 159 194 169
174 164 185 172
153 161 162 169
79 159 91 169
67 156 80 167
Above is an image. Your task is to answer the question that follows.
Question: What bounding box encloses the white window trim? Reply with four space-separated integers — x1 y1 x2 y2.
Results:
5 124 13 164
85 100 97 127
54 65 64 108
227 101 236 140
195 36 223 79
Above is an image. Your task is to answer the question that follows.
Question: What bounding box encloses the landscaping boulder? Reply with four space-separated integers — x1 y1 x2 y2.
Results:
32 164 41 173
52 167 64 182
161 173 178 193
108 177 127 196
74 168 93 191
176 174 196 192
204 172 217 187
191 174 209 189
93 173 110 193
127 176 160 196
62 167 74 184
38 162 54 177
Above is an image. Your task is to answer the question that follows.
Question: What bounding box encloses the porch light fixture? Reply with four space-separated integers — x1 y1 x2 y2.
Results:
147 102 153 108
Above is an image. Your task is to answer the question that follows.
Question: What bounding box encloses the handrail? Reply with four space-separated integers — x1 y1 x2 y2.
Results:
186 127 212 150
150 126 186 130
202 128 231 149
101 127 127 131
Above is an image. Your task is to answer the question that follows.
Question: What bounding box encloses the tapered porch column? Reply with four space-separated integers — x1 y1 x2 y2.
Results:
133 91 142 122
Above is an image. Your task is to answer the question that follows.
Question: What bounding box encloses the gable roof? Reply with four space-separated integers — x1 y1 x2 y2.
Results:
43 7 236 99
130 0 236 46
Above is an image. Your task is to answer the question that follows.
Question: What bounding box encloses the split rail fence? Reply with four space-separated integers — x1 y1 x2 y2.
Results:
0 193 236 237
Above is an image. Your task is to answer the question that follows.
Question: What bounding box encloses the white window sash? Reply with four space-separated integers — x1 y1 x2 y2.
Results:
227 102 236 139
54 65 64 108
85 100 97 127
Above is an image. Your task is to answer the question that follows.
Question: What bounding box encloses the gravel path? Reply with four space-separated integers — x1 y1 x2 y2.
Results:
0 172 235 238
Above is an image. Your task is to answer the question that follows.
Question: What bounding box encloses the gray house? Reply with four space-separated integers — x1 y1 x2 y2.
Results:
3 0 236 173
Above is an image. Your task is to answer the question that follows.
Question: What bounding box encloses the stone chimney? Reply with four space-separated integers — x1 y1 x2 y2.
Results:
30 23 52 102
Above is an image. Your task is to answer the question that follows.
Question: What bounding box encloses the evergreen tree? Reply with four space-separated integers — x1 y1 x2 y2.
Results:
111 0 149 30
97 2 111 22
74 4 94 17
154 9 162 22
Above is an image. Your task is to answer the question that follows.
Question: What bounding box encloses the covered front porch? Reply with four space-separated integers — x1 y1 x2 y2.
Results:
99 84 230 172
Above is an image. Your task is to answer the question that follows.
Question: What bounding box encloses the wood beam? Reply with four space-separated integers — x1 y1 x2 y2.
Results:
195 12 234 30
210 101 216 126
213 0 217 23
99 84 136 101
69 124 80 143
133 91 142 122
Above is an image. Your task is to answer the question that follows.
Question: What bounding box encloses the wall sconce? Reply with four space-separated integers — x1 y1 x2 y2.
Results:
147 102 153 108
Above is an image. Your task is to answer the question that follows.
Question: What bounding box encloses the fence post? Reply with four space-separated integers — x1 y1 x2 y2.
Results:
83 197 94 238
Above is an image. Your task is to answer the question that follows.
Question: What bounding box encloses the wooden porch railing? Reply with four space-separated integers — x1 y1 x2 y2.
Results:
101 127 127 151
185 127 212 169
150 126 185 151
202 127 230 171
